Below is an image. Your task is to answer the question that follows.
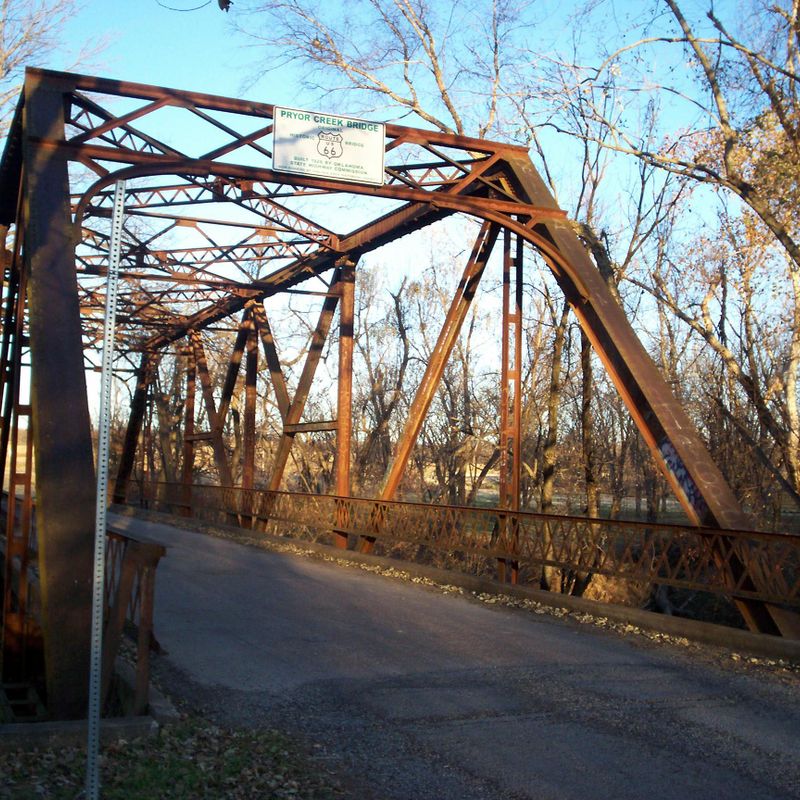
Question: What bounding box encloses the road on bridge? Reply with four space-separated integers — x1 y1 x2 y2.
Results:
111 513 800 800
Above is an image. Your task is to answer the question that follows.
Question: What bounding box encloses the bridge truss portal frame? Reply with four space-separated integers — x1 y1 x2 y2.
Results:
1 68 798 717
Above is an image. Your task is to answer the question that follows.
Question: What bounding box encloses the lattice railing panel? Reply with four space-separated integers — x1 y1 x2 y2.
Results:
130 483 800 608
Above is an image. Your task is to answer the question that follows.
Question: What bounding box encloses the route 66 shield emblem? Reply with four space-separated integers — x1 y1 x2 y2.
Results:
317 131 343 159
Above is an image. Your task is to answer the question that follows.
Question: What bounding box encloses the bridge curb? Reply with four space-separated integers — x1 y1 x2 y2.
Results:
114 506 800 663
298 538 800 662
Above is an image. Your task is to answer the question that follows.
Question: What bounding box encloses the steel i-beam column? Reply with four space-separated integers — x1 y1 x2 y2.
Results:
242 316 258 528
180 350 196 516
22 72 97 718
498 230 523 583
113 354 153 504
335 262 356 548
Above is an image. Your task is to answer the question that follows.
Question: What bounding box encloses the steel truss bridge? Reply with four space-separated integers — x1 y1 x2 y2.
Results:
0 69 798 719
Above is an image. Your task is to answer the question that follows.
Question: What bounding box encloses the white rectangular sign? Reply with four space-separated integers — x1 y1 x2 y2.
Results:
272 106 385 186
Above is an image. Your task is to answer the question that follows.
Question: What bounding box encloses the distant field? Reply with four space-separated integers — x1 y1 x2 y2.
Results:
2 436 34 495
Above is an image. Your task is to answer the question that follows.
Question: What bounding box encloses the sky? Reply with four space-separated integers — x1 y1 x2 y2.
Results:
58 1 314 110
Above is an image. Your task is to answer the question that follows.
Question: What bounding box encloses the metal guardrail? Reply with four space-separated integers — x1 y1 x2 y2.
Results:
130 482 800 610
103 529 165 715
1 492 165 717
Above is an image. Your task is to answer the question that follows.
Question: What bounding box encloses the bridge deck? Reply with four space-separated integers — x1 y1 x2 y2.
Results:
113 512 800 800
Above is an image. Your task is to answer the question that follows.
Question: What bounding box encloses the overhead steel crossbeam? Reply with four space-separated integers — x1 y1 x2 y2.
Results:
79 179 339 244
13 68 536 360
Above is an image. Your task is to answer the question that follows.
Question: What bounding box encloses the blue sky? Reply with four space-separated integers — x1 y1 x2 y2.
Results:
58 0 301 106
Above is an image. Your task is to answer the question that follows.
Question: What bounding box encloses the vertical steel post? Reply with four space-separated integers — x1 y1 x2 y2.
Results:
86 178 125 800
1 260 34 681
498 229 523 582
112 353 152 504
181 350 196 516
513 236 523 495
510 234 523 582
335 262 356 548
23 72 97 718
242 316 258 527
0 181 24 486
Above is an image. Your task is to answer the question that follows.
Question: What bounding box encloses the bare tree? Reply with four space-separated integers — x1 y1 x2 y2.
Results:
571 1 800 272
0 0 104 136
353 268 412 491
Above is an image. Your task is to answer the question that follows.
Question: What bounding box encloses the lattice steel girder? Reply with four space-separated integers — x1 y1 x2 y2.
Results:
22 72 97 718
504 157 798 637
80 181 340 244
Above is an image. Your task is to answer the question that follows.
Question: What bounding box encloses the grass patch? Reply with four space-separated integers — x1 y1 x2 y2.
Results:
1 718 342 799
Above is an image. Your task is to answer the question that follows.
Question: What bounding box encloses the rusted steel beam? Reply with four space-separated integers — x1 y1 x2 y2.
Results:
503 156 797 637
135 207 432 353
243 318 257 492
377 222 500 511
335 262 356 549
512 234 523 512
79 232 329 272
82 180 339 245
83 196 449 358
181 352 195 517
284 420 338 433
65 149 564 221
216 310 251 428
22 73 97 718
113 354 154 504
28 68 530 157
188 330 234 487
1 168 34 684
266 268 342 493
251 303 290 423
507 157 728 525
498 230 523 583
0 225 22 493
69 165 555 360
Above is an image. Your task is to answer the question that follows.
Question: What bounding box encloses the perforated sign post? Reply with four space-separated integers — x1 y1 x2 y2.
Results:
85 179 126 800
273 107 385 186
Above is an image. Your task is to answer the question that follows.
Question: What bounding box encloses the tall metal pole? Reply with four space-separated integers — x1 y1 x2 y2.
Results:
181 350 196 516
335 262 356 548
86 179 126 800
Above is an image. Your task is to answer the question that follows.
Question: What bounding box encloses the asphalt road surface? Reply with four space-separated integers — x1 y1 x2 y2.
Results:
112 513 800 800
